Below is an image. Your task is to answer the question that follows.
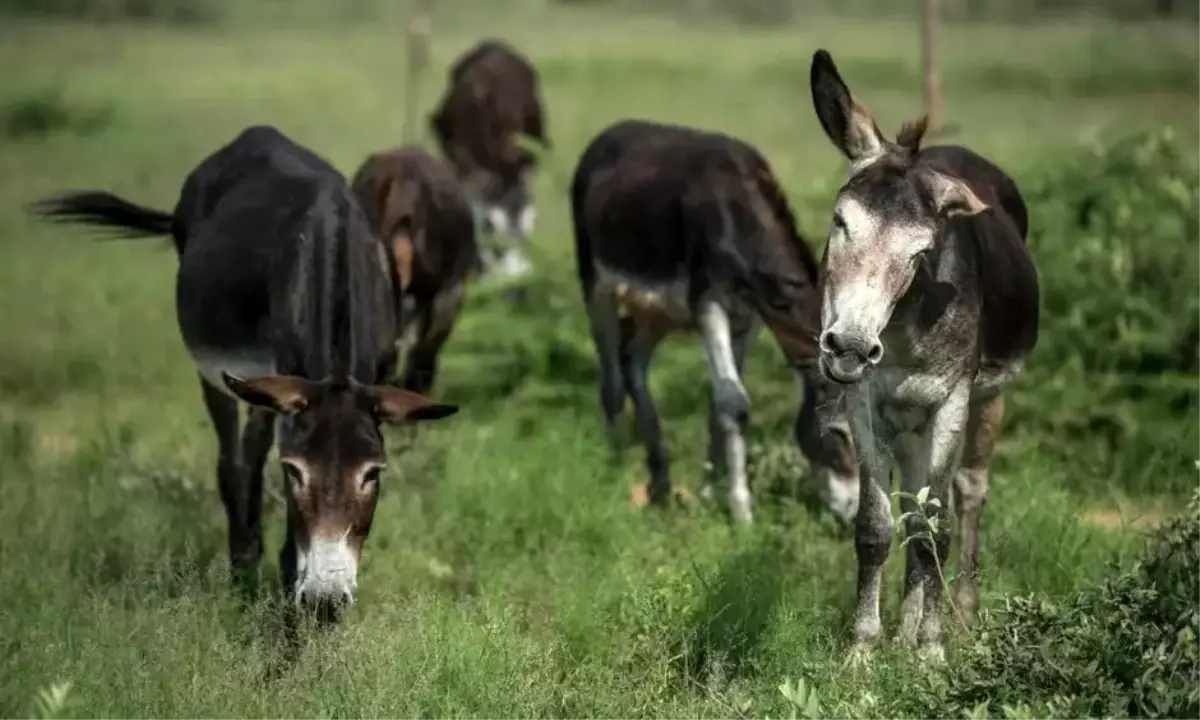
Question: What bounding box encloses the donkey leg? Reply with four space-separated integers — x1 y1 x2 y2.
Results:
199 377 250 581
696 300 754 523
953 392 1004 621
586 290 626 456
912 383 971 661
403 287 465 396
238 406 275 580
895 431 931 647
701 319 758 504
847 393 894 665
621 322 670 504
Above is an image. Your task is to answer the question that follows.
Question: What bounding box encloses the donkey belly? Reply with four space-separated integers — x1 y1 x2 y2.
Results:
175 229 278 398
594 262 695 333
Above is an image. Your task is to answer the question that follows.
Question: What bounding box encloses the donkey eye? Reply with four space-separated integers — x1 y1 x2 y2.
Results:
832 213 847 234
282 461 306 491
361 466 384 490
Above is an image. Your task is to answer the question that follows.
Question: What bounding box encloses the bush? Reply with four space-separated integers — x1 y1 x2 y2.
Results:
915 490 1200 719
1004 128 1199 498
1028 127 1199 377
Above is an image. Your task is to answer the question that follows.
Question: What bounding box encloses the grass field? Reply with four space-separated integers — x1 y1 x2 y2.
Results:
0 5 1197 718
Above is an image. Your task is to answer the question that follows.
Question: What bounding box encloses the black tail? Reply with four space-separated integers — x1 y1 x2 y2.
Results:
29 191 174 240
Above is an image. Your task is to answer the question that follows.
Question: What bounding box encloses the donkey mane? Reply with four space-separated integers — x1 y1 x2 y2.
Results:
894 114 930 155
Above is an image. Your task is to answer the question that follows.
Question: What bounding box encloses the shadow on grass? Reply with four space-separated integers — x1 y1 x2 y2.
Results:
674 537 786 690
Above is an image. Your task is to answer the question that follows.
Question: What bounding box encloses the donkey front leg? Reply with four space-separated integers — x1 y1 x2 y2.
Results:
621 321 670 505
702 318 758 508
847 399 895 665
953 392 1004 620
900 383 971 661
697 300 754 523
199 377 253 584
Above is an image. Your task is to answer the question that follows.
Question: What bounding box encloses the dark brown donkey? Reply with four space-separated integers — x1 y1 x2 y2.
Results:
571 119 858 524
31 125 459 620
808 50 1039 664
430 38 547 286
350 146 479 395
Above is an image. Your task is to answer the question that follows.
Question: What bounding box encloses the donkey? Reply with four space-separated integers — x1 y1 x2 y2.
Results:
571 118 858 524
808 50 1039 662
350 146 479 396
430 38 547 286
31 125 459 621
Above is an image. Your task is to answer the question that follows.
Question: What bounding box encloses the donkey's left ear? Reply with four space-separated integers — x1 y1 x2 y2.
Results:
926 171 990 218
367 385 459 425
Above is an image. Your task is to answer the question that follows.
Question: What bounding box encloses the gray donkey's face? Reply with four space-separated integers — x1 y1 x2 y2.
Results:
809 51 988 385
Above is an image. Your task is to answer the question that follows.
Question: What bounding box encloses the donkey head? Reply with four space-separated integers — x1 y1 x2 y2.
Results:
223 372 457 619
809 49 989 385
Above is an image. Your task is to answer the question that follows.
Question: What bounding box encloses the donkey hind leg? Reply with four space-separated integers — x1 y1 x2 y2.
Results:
403 286 465 396
586 290 626 456
953 392 1004 621
696 300 754 523
847 409 894 666
899 383 971 662
200 377 253 583
621 320 670 505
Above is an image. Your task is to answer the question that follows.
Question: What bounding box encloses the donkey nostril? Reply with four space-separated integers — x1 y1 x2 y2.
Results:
866 342 884 364
819 331 841 355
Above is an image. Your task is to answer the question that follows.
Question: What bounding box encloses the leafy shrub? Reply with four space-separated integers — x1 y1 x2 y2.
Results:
1005 128 1199 498
914 491 1200 719
1028 127 1198 376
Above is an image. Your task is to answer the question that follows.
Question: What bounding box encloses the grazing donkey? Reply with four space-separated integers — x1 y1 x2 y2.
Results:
350 146 479 395
31 126 459 621
571 119 858 523
808 50 1039 662
430 39 547 284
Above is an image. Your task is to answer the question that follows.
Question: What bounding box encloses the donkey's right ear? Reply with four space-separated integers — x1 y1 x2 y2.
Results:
222 372 314 415
809 49 887 166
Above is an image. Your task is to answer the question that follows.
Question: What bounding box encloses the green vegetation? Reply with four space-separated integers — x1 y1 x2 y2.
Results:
0 5 1195 717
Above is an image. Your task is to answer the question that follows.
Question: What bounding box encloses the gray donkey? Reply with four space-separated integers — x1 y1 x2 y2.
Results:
808 50 1040 663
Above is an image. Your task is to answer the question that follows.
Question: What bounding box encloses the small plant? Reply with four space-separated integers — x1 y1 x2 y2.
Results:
31 679 73 719
776 677 822 720
893 485 968 631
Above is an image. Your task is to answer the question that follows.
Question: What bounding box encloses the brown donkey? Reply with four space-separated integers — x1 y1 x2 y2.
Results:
351 146 479 396
571 119 858 524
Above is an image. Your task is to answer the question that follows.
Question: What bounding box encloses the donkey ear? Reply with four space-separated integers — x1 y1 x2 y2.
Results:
368 385 459 425
926 171 990 218
222 372 314 414
809 49 887 166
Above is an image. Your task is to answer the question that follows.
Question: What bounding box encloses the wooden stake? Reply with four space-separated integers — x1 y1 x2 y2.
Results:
403 0 433 146
921 0 943 132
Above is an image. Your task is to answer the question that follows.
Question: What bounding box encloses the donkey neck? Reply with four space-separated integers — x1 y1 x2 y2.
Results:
279 186 397 385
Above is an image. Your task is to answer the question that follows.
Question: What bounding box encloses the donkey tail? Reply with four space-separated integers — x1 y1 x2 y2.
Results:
29 191 174 239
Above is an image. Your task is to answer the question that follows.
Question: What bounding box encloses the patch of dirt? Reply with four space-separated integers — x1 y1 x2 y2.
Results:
1081 509 1170 531
629 481 696 509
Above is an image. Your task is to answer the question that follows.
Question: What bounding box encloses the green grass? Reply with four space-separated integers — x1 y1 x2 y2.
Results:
0 7 1196 718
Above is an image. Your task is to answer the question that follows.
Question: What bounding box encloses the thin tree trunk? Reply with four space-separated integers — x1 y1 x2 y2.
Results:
403 0 433 146
921 0 943 131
